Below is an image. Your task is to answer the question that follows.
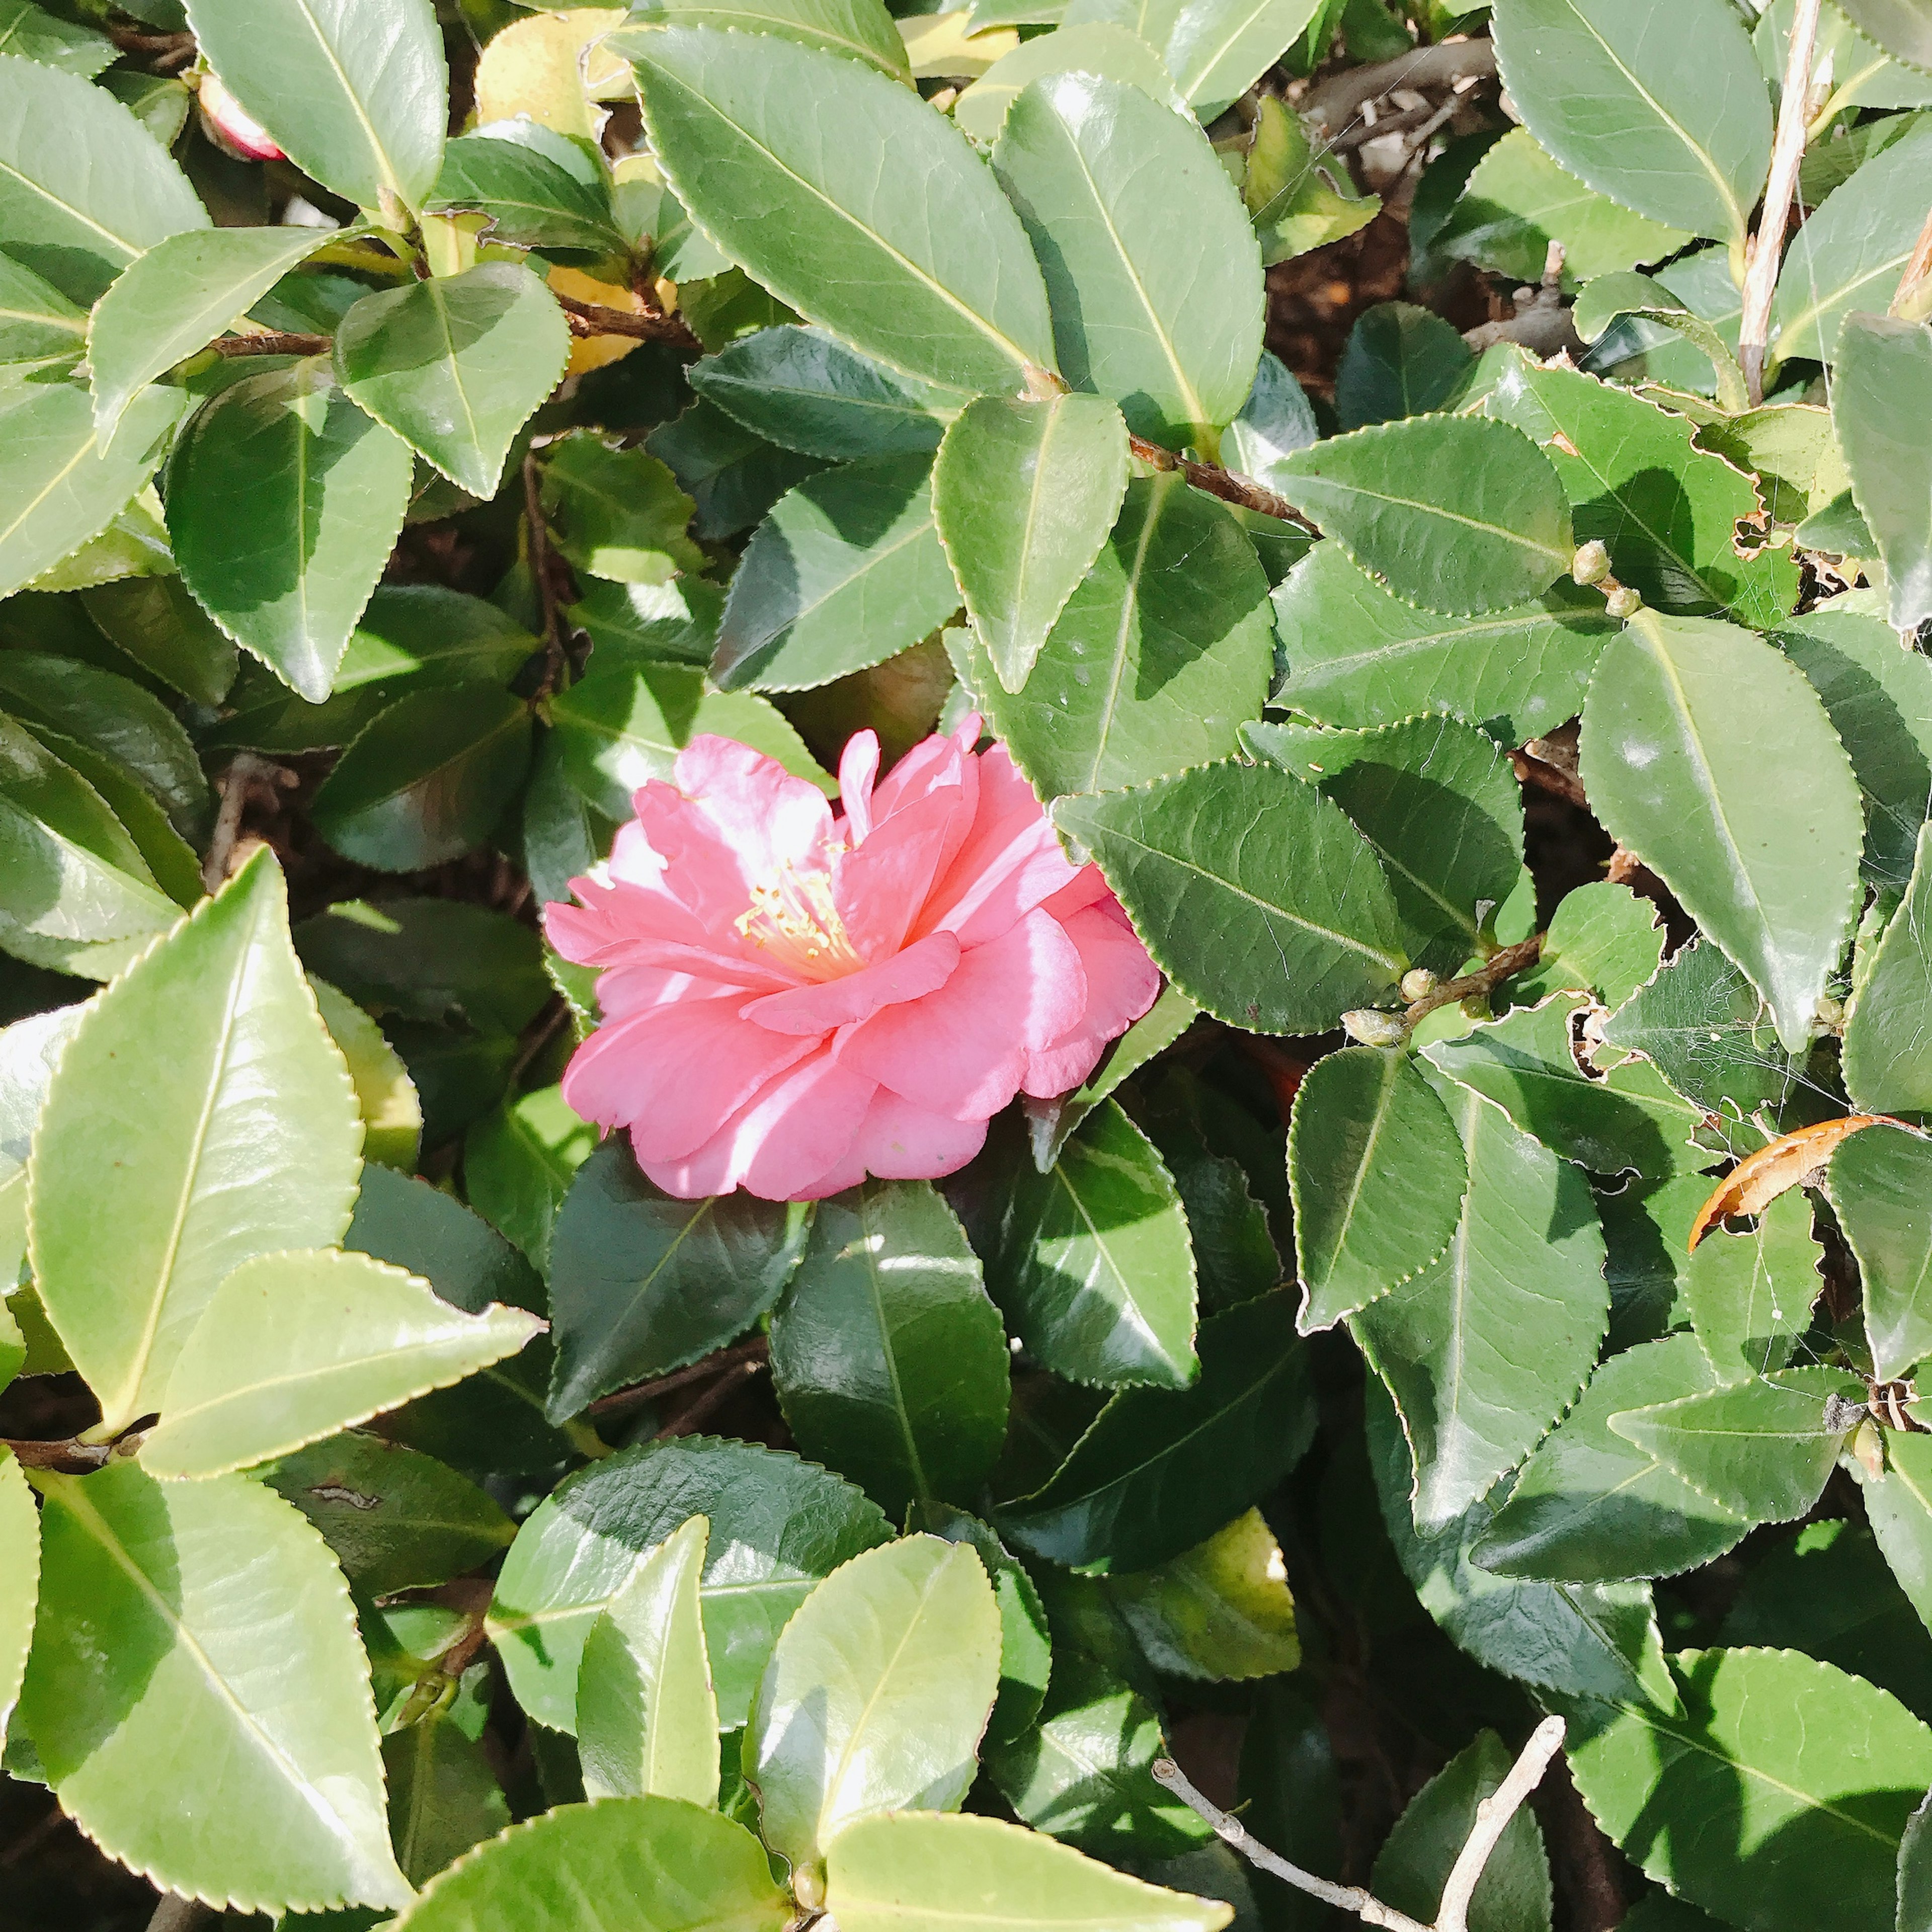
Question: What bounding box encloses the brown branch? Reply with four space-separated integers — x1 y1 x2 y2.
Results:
523 449 568 698
106 23 194 54
1302 37 1497 134
553 291 702 351
588 1336 771 1420
144 1897 211 1932
1403 933 1544 1028
658 1356 767 1438
1511 747 1589 811
211 331 333 358
3 1437 112 1474
1128 432 1315 530
1740 0 1824 402
1329 99 1441 154
203 752 271 894
1464 240 1579 356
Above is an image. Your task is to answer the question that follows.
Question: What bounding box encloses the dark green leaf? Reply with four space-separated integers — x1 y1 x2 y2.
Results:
382 1714 509 1891
462 1083 597 1275
429 131 625 253
1846 823 1932 1116
1334 301 1473 430
0 2 113 77
1830 1123 1932 1381
1682 1188 1822 1380
539 434 704 586
1837 314 1932 634
1105 1507 1300 1681
648 398 827 540
0 251 87 374
1864 1431 1932 1640
78 575 237 707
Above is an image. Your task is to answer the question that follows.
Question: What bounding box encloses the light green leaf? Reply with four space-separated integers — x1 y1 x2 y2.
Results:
770 1179 1009 1519
0 1 113 76
615 0 915 83
1490 0 1772 244
1845 822 1932 1115
0 1003 83 1293
993 71 1263 445
182 0 447 212
1244 95 1380 267
1021 981 1199 1169
429 130 626 254
1829 1124 1932 1382
539 433 704 586
22 1461 408 1913
955 23 1185 142
462 1083 595 1273
0 250 88 375
578 1515 719 1805
27 850 363 1435
826 1809 1234 1932
335 263 570 498
1512 881 1666 1012
1160 0 1323 119
1837 313 1932 635
1106 1508 1299 1680
1579 610 1864 1053
1289 1045 1468 1333
1863 1430 1932 1639
745 1534 1001 1893
310 976 423 1170
1571 272 1746 410
1054 760 1407 1036
933 391 1129 693
166 358 414 703
1683 1189 1823 1381
0 1451 36 1742
1837 0 1932 67
0 53 207 303
633 27 1056 393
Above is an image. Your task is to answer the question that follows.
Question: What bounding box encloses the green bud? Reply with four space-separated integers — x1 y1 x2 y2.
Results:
1341 1009 1409 1049
1570 539 1611 586
1399 968 1439 1002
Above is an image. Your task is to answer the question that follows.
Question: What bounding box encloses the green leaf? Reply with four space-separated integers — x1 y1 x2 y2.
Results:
712 452 960 691
1160 0 1324 120
1289 1045 1468 1333
1352 1076 1609 1533
1490 361 1797 627
1682 1188 1823 1381
745 1534 1001 1892
933 392 1129 694
1224 349 1317 489
0 1451 35 1742
1837 314 1932 635
616 0 915 83
79 574 238 707
88 226 338 438
310 976 422 1170
0 1 112 76
1863 1431 1932 1639
263 1431 516 1595
1022 981 1199 1169
689 325 963 462
182 0 447 213
1335 301 1473 430
826 1810 1233 1932
0 1003 83 1292
540 433 704 586
578 1514 719 1805
1372 1731 1553 1932
0 250 88 375
23 1461 408 1913
1490 0 1772 244
1837 0 1932 67
1774 120 1932 364
1105 1508 1299 1680
956 473 1272 801
953 23 1189 142
1564 1647 1932 1932
310 686 534 872
0 378 185 601
1829 1124 1932 1382
0 54 206 303
549 655 832 819
770 1179 1009 1518
1578 610 1865 1054
388 1797 790 1932
959 1103 1197 1391
430 131 626 254
167 358 414 703
1244 94 1380 267
487 1435 892 1731
28 851 362 1434
1271 541 1616 744
992 72 1262 445
1572 273 1747 410
633 28 1056 393
1054 760 1407 1034
1275 414 1573 616
462 1083 596 1274
546 1138 811 1419
383 1713 510 1891
1846 823 1932 1116
649 398 826 539
1510 879 1665 1010
336 263 570 498
138 1248 542 1481
997 1289 1315 1572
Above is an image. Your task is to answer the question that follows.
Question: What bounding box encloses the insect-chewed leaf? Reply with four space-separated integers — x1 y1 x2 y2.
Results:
1686 1114 1897 1248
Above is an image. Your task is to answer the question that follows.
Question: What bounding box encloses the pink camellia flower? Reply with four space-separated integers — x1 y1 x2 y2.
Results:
545 719 1160 1201
198 72 285 162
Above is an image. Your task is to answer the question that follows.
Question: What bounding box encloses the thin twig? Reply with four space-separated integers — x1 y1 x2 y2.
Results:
1127 432 1316 530
210 331 333 358
1464 241 1577 356
505 995 570 1091
552 291 703 350
1891 201 1932 318
1511 747 1589 811
145 1894 212 1932
2 1437 112 1474
202 753 266 894
1403 934 1544 1028
1302 37 1498 133
1435 1718 1569 1932
1740 0 1824 403
1329 99 1441 154
589 1336 771 1420
657 1357 767 1439
522 450 567 697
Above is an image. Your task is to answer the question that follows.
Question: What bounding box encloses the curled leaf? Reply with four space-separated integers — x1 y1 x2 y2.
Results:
1686 1114 1904 1249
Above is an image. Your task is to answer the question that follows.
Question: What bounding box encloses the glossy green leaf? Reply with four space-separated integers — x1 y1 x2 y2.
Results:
182 0 447 212
546 1138 810 1419
1490 0 1772 244
1846 823 1932 1115
429 131 625 253
167 359 413 703
28 851 363 1435
1288 1045 1467 1333
1055 760 1406 1034
264 1431 516 1595
383 1714 509 1890
1579 611 1865 1053
998 1290 1315 1571
1275 413 1573 616
336 263 570 498
1106 1508 1298 1680
1864 1430 1932 1638
633 28 1056 393
0 250 87 374
488 1435 892 1731
1829 1123 1932 1381
1022 982 1199 1170
957 473 1271 799
712 452 960 691
1572 273 1746 409
0 54 206 303
959 1100 1197 1390
953 23 1188 141
617 0 914 83
745 1534 1001 1890
993 72 1262 445
79 573 238 707
1836 0 1932 66
578 1514 719 1805
825 1810 1233 1932
139 1248 543 1481
648 398 826 540
933 392 1129 694
1244 93 1380 267
1565 1647 1932 1932
310 976 422 1170
1335 301 1473 430
1510 879 1665 1011
770 1179 1008 1518
0 1003 83 1292
1837 314 1932 635
23 1461 408 1913
1683 1188 1823 1381
462 1083 595 1274
0 1 112 76
1353 1076 1609 1532
538 433 703 587
1161 0 1324 119
388 1797 790 1932
0 1451 35 1743
310 686 533 872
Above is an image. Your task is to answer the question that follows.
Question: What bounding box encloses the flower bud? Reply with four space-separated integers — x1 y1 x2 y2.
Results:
1341 1009 1409 1048
1604 584 1644 620
199 72 284 163
1399 967 1438 1002
1815 993 1846 1030
1570 539 1611 586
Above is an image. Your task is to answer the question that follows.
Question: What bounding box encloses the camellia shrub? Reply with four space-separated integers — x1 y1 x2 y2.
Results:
11 0 1932 1927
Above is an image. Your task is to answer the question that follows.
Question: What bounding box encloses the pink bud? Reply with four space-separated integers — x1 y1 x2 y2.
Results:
198 72 284 163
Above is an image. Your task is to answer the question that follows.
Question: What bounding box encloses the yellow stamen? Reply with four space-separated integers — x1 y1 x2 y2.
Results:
734 860 864 980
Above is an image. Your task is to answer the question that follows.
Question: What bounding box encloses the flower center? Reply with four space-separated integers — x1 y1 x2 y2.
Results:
734 859 864 981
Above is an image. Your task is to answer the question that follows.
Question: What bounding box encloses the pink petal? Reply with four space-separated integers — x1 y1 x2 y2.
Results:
841 908 1087 1119
850 1090 989 1180
672 734 835 878
870 720 978 824
1021 901 1161 1098
740 930 961 1034
921 746 1082 948
837 730 880 846
834 783 975 960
